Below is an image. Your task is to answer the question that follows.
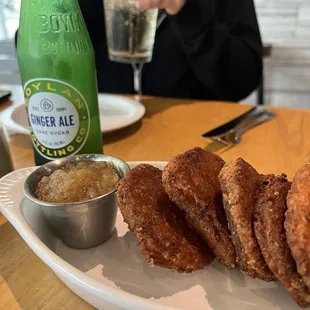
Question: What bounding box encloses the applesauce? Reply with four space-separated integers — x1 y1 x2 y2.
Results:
35 161 120 203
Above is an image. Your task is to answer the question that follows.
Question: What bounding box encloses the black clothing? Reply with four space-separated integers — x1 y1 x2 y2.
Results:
15 0 262 101
83 0 262 101
79 0 262 101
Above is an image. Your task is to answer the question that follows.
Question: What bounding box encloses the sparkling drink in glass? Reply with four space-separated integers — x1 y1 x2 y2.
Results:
104 0 158 64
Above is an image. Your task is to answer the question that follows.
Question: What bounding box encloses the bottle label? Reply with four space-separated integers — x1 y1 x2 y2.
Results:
24 78 90 160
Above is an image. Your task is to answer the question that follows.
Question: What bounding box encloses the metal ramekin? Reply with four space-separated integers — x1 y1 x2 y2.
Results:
24 154 130 249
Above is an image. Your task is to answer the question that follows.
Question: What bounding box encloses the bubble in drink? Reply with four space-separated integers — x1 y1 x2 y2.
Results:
104 8 158 64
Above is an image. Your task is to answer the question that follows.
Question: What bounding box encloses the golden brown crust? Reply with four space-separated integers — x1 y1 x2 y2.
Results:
286 157 310 291
162 147 236 268
117 164 214 272
254 174 310 307
219 158 274 281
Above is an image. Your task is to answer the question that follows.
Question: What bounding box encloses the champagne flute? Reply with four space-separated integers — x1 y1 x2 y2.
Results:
103 0 158 95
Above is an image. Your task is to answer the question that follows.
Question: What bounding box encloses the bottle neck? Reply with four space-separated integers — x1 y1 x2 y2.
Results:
19 0 87 37
20 0 82 15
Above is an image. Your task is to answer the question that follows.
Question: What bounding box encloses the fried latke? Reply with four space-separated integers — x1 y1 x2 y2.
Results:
286 157 310 291
162 147 236 268
117 164 214 272
219 158 274 281
254 174 310 307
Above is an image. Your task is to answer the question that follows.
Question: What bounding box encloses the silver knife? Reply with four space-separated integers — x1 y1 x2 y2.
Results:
201 106 267 138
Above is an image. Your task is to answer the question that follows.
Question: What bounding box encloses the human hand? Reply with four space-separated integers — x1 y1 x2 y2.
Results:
136 0 186 15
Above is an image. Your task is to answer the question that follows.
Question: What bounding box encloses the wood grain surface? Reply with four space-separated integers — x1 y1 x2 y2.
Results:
1 96 310 309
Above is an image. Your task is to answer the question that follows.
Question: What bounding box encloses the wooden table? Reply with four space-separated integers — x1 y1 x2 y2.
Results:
1 96 310 309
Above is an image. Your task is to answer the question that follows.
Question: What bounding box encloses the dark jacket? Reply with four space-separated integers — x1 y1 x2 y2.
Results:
79 0 262 101
13 0 259 101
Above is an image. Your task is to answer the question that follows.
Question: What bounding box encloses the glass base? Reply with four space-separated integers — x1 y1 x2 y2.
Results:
108 54 152 64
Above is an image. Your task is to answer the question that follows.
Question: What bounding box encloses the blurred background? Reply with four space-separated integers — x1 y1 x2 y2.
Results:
1 0 310 108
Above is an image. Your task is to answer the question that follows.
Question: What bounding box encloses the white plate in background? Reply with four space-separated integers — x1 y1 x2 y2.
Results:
1 94 145 135
0 162 301 310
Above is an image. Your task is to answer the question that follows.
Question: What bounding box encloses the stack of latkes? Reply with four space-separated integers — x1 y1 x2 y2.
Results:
116 147 310 308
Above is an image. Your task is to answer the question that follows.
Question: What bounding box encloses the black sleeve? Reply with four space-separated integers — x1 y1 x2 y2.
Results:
169 0 263 101
14 30 18 48
78 0 105 49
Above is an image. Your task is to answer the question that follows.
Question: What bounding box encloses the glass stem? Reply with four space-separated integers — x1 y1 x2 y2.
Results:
132 62 144 95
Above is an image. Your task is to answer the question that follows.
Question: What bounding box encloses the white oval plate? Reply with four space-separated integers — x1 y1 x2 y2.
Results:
0 162 300 310
1 94 145 135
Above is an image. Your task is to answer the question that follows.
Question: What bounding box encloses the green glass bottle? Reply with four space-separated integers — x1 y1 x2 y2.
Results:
17 0 103 165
